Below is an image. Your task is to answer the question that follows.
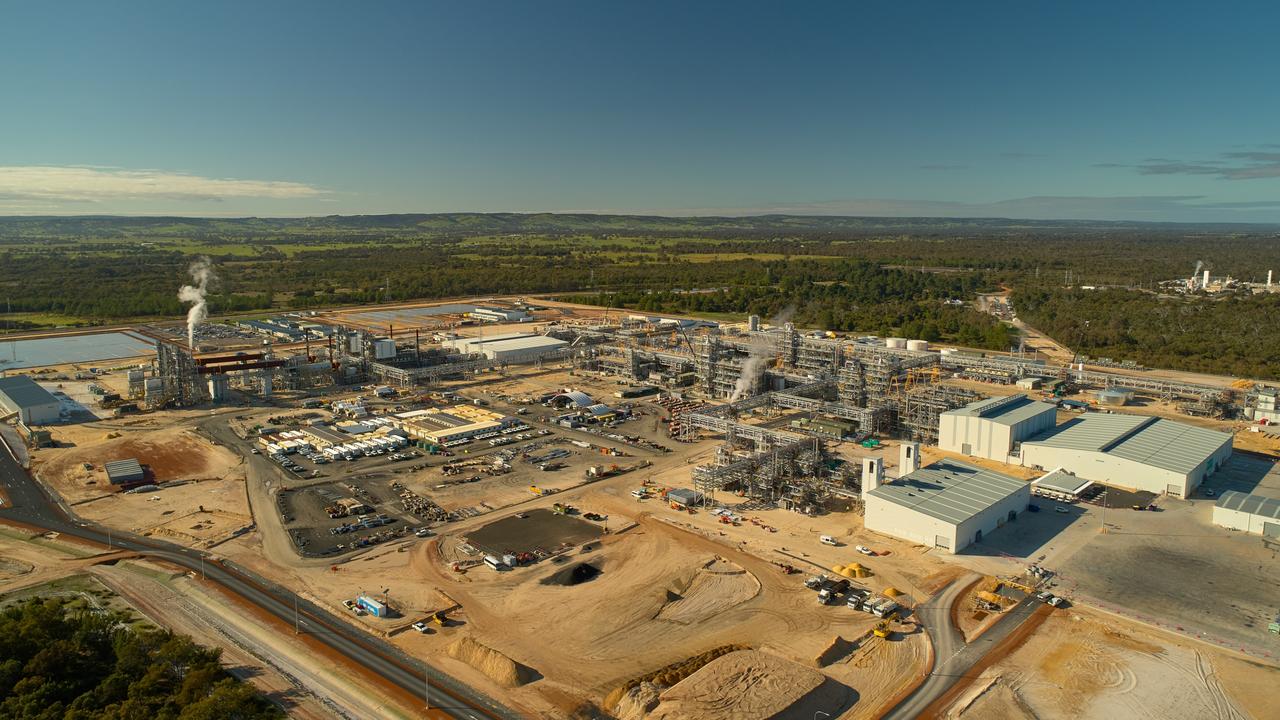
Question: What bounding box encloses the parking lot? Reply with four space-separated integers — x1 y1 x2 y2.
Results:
277 476 428 557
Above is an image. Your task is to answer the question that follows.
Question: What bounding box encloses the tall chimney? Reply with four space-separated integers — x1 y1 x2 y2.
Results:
899 442 921 477
1202 269 1210 288
1268 270 1273 288
861 457 883 497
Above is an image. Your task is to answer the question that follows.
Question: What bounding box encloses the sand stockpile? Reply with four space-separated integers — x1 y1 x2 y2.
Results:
814 635 855 667
648 649 848 720
446 636 537 688
656 558 760 625
613 681 662 720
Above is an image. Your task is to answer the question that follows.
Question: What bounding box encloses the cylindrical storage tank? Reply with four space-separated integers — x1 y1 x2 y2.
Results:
144 377 164 396
748 314 761 332
373 339 397 360
886 337 907 349
906 339 930 351
127 369 145 383
1095 389 1129 406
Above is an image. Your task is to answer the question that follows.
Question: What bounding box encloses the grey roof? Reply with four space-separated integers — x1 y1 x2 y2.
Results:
944 394 1056 426
1032 468 1093 494
1023 414 1232 474
0 375 59 410
104 458 145 483
1216 490 1280 520
867 459 1027 525
555 390 594 408
667 488 703 504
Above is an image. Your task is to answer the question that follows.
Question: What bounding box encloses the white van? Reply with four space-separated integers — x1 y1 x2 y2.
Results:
819 535 838 546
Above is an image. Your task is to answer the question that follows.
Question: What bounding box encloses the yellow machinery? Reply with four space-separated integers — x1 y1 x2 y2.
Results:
873 620 891 638
431 611 447 626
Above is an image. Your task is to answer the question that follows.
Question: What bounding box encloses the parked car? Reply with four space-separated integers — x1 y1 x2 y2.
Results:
412 621 431 633
855 545 875 556
1055 506 1070 514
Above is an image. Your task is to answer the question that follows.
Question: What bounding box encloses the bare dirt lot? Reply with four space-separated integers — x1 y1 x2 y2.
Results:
951 608 1275 720
36 422 245 503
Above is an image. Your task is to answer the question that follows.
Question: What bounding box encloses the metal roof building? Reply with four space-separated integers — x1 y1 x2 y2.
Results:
864 459 1030 554
1020 414 1232 498
1031 468 1093 499
1212 490 1280 537
105 458 146 485
476 335 567 363
0 375 60 425
938 394 1058 463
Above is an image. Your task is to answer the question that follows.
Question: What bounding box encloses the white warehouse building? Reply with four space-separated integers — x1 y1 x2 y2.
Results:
938 394 1057 463
863 459 1030 554
1212 491 1280 538
0 375 61 425
1019 413 1232 499
473 335 567 363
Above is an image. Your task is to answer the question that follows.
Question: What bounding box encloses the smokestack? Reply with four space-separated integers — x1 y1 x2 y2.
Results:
899 442 920 477
1268 270 1273 288
1203 269 1210 288
177 257 216 349
861 457 883 497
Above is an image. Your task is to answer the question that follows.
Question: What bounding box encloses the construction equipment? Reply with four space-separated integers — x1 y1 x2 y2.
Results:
872 620 891 638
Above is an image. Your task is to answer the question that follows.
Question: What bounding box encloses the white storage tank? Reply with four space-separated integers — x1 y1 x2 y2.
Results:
906 339 930 351
886 337 907 349
373 339 397 360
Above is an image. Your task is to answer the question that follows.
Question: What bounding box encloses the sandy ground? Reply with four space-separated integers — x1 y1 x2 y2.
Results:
950 608 1274 720
36 420 245 502
648 649 848 720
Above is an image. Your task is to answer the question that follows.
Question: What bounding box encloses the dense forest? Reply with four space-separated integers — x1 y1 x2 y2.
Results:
2 213 1279 377
0 597 283 720
1012 287 1280 379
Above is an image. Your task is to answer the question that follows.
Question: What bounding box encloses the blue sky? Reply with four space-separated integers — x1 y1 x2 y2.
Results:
2 1 1279 221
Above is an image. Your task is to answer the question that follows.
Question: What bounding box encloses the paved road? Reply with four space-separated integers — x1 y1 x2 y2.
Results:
884 577 1042 720
0 437 514 720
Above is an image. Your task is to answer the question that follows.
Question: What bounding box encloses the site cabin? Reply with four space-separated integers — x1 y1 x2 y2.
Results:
356 595 388 618
483 555 504 571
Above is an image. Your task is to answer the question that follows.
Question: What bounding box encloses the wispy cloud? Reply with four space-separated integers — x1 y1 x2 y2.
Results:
1099 150 1280 180
918 164 968 170
0 166 327 204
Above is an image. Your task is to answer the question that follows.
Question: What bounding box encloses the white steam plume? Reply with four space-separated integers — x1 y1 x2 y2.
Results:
178 257 216 348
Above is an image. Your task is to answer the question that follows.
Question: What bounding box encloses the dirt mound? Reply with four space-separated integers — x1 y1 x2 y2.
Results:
613 681 662 720
604 644 748 712
814 635 855 667
540 561 602 586
446 636 536 688
648 649 846 720
0 557 35 579
656 560 759 624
